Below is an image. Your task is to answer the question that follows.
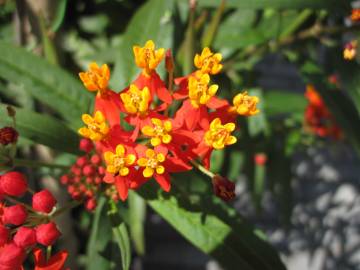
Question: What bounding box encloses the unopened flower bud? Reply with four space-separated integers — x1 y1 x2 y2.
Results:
36 222 61 246
0 243 25 270
0 127 18 145
90 154 101 165
3 205 27 226
13 227 36 248
32 189 57 214
0 171 28 197
85 198 97 211
76 156 88 167
6 106 16 118
79 138 94 153
254 153 267 166
83 165 96 177
212 175 235 202
165 49 174 73
0 225 9 246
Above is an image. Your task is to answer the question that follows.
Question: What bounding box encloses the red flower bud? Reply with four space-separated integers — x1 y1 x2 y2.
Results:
212 175 235 202
79 138 93 153
76 156 88 167
3 205 27 226
32 189 57 214
0 127 18 145
60 175 70 185
83 165 95 177
13 227 36 248
90 154 101 165
254 153 267 166
0 172 28 197
36 222 61 246
85 198 97 211
0 243 25 270
0 225 9 246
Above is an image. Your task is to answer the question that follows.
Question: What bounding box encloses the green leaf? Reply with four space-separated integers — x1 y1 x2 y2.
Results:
111 0 174 89
247 88 268 137
50 0 68 33
264 90 307 116
107 201 131 270
197 0 349 10
137 174 286 270
128 191 146 255
0 104 80 155
0 41 92 128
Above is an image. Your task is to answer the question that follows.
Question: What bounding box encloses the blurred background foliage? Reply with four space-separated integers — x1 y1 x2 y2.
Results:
0 0 359 269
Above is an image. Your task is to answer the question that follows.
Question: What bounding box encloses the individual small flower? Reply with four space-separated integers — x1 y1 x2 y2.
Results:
120 84 151 115
194 47 223 75
344 40 357 60
212 175 235 202
103 144 136 176
2 205 27 226
0 171 28 197
32 189 57 214
133 40 165 76
0 243 25 270
13 227 36 248
79 138 94 153
33 248 68 270
79 62 110 95
141 118 172 146
351 9 360 22
188 72 219 108
0 225 9 246
229 91 260 116
0 127 18 145
137 149 165 178
78 111 109 141
204 118 237 150
36 222 61 246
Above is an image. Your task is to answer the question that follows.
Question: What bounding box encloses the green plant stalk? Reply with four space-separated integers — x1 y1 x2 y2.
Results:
13 158 70 170
38 13 59 66
183 2 196 74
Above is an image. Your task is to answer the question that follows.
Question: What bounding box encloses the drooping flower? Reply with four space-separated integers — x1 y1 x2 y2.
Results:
229 91 260 116
133 40 165 77
204 118 237 150
78 111 109 141
141 118 172 146
212 175 235 202
194 47 223 75
33 248 68 270
79 62 110 95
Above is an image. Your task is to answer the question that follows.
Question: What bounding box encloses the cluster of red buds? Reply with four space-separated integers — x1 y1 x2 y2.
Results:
70 40 260 204
304 85 342 139
0 171 68 270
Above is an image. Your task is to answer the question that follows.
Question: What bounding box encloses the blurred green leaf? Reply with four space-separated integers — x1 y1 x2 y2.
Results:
50 0 68 33
111 0 174 88
201 0 225 48
137 176 286 270
0 104 80 155
264 90 307 116
197 0 349 10
128 191 146 255
108 201 131 270
247 88 268 137
0 41 91 128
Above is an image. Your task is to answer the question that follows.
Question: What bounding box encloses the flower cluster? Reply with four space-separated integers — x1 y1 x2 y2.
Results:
0 171 68 270
351 9 360 22
77 40 259 202
304 85 342 139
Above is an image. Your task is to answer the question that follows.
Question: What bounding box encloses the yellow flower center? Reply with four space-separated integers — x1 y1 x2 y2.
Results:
230 91 260 116
104 144 136 176
120 84 151 115
194 47 223 75
78 111 109 141
188 72 219 108
141 118 172 146
133 40 165 76
79 62 110 95
204 118 237 150
137 149 166 178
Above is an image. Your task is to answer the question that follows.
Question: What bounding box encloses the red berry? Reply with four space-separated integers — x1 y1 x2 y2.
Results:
98 167 105 176
3 205 27 226
254 153 267 166
85 198 97 211
71 165 81 176
0 172 28 197
32 189 57 214
90 154 101 165
60 175 70 185
36 222 61 246
94 176 102 185
0 225 9 246
0 243 25 270
79 138 93 153
13 227 36 248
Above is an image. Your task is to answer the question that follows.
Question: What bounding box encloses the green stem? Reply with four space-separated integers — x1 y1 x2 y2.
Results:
13 158 70 170
52 200 82 218
190 160 215 178
46 245 52 262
